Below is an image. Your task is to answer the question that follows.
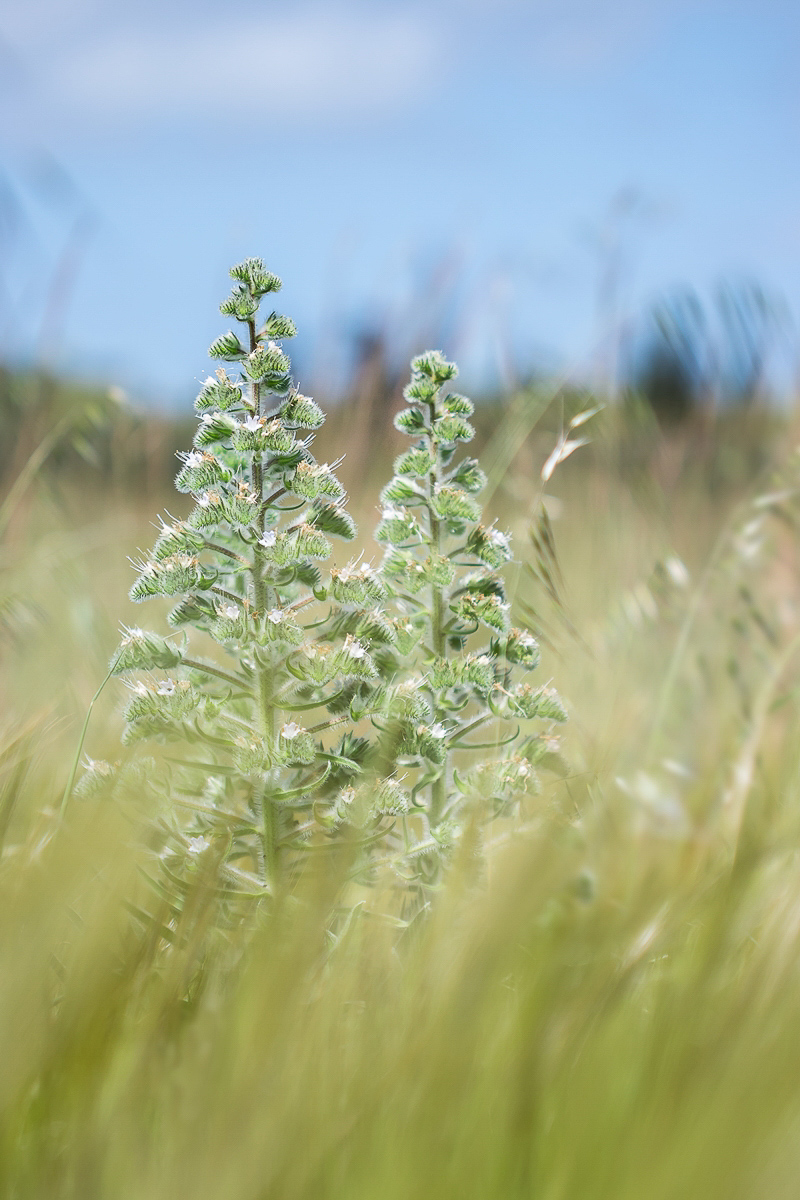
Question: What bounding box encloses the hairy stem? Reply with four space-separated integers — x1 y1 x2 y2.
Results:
181 658 253 693
211 585 248 608
426 396 447 826
204 541 251 566
248 316 279 887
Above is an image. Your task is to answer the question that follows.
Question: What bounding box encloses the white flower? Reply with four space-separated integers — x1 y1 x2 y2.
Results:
518 631 537 649
121 627 144 644
157 680 175 696
281 722 303 740
220 604 240 621
381 503 403 521
203 375 216 387
132 681 149 696
185 450 204 468
241 414 263 432
337 554 373 584
267 608 284 624
197 492 211 509
267 340 281 354
258 530 277 549
429 723 447 739
201 413 216 425
344 636 366 660
488 527 510 550
187 836 209 856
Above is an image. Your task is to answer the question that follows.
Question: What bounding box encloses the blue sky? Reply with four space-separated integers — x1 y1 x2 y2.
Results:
0 0 798 405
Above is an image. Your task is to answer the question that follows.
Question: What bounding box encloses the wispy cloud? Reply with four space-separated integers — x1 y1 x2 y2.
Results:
0 0 727 140
1 3 442 133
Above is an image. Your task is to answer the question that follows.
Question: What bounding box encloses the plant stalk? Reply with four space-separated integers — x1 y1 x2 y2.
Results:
427 397 447 825
247 317 279 887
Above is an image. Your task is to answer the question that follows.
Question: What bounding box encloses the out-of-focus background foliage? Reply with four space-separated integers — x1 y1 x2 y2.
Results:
2 2 800 1197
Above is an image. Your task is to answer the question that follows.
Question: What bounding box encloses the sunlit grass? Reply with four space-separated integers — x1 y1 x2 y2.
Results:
1 393 800 1197
2 749 800 1198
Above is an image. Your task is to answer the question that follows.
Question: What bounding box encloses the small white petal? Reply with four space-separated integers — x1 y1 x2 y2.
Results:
345 637 366 659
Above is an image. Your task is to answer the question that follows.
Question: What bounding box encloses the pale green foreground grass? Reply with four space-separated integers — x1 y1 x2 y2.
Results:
3 750 800 1199
1 401 800 1197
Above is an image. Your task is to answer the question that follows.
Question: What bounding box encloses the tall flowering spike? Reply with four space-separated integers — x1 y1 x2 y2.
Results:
374 350 567 880
92 258 389 897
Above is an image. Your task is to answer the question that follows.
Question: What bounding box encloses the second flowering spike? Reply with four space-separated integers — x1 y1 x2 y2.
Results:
372 350 567 885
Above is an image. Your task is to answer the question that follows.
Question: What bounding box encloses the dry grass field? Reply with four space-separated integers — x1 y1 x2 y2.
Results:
1 377 800 1198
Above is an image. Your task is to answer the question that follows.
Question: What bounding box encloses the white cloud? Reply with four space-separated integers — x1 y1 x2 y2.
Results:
2 5 441 130
0 0 724 138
